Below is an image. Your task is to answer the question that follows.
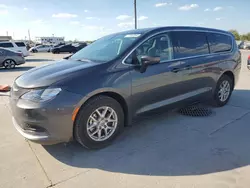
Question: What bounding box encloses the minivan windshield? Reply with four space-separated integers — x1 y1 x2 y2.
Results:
70 33 141 62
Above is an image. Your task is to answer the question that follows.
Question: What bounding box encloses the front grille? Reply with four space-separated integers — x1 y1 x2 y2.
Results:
11 82 29 99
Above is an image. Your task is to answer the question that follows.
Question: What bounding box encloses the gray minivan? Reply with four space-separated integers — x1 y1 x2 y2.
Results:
10 26 241 149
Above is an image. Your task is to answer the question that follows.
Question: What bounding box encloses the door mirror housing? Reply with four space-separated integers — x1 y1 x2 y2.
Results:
139 56 160 73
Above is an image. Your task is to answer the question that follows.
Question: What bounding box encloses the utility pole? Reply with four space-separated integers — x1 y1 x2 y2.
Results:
134 0 137 29
6 31 8 36
28 29 31 44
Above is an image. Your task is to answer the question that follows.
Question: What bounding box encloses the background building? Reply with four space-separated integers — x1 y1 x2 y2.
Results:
0 36 12 42
35 36 65 45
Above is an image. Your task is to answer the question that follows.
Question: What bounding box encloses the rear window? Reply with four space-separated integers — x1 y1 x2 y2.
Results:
207 33 232 53
15 42 26 47
0 42 14 48
172 31 209 59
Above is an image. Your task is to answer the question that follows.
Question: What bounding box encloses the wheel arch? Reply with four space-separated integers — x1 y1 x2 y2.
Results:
220 70 235 89
73 90 131 136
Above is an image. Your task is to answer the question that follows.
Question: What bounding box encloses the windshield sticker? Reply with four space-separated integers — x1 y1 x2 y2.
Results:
124 34 141 38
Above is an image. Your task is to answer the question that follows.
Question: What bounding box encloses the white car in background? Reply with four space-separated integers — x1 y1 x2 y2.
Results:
29 44 53 53
0 41 29 57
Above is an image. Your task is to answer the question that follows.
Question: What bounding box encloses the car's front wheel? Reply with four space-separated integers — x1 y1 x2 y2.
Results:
74 95 124 149
212 75 233 107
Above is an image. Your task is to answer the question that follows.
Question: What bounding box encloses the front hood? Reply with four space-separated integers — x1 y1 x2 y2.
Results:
15 59 98 88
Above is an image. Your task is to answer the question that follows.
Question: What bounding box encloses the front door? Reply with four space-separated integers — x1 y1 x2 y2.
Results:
129 32 185 114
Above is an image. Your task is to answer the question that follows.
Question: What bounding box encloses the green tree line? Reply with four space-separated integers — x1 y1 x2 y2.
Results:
229 30 250 41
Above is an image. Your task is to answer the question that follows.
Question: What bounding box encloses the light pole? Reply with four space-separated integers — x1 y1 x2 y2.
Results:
134 0 137 29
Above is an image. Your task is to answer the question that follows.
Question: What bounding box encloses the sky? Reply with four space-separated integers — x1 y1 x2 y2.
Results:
0 0 249 41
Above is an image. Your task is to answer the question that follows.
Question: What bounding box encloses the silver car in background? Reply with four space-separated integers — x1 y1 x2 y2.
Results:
0 48 25 69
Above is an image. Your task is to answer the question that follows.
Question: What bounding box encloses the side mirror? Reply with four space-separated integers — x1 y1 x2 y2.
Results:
139 56 160 73
0 85 11 92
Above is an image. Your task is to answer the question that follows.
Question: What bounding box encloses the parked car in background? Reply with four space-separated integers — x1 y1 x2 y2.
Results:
0 41 29 57
51 43 87 54
10 26 241 149
237 41 244 49
243 42 250 50
248 55 250 70
74 43 87 52
29 44 53 53
49 43 66 52
0 48 25 69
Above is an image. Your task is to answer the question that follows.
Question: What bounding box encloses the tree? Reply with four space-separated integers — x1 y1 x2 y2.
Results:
229 29 240 40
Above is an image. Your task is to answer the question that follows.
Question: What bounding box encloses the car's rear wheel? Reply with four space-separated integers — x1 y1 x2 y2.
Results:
3 59 16 69
74 95 124 149
212 75 233 107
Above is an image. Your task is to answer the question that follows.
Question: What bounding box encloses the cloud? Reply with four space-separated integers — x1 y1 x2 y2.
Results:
138 16 148 21
0 4 7 8
31 19 45 24
52 13 78 18
0 9 8 15
116 15 131 20
216 17 224 21
179 4 199 11
204 8 211 12
83 25 104 30
70 21 80 25
155 2 172 7
86 17 100 20
23 7 28 11
213 7 223 11
195 22 205 26
84 10 90 13
118 22 134 28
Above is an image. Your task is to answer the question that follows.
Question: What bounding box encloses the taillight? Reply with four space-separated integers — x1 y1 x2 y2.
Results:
17 53 23 57
248 55 250 60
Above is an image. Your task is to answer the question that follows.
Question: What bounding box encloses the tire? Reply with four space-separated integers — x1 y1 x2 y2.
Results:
3 59 16 69
212 75 233 107
74 95 124 149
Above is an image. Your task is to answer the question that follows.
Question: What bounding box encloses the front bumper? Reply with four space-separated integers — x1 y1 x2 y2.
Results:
9 88 83 144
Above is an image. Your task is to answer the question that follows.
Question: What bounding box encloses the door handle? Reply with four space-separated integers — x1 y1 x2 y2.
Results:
171 65 192 73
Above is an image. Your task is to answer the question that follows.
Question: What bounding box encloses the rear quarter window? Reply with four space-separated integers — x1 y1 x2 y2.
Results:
0 42 14 48
207 33 232 53
172 31 209 59
15 42 26 47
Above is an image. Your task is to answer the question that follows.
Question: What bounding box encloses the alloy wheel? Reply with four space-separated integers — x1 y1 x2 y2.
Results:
4 60 15 69
86 106 118 142
218 80 231 102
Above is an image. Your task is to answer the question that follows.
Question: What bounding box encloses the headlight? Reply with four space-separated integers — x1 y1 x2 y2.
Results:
21 88 62 102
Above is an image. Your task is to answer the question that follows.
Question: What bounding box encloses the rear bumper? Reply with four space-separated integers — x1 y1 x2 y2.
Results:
15 57 25 65
248 60 250 70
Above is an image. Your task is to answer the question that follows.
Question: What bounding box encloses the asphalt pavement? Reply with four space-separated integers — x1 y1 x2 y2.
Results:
0 51 250 188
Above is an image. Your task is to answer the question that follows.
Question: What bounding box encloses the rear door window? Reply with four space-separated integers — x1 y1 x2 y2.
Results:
0 42 14 48
15 42 26 47
171 31 209 59
207 33 232 53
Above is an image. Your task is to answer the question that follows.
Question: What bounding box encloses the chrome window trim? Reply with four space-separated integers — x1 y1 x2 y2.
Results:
122 29 234 66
